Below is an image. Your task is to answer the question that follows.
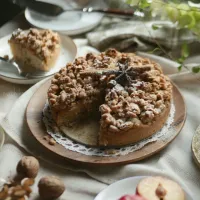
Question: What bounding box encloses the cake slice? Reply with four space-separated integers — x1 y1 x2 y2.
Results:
9 28 60 72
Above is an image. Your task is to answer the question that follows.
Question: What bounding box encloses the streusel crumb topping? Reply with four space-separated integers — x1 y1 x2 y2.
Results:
48 49 172 130
9 28 60 61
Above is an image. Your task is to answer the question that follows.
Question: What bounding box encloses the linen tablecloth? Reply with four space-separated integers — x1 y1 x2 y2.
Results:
1 14 200 200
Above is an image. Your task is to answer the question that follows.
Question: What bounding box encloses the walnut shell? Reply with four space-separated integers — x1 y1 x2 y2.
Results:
17 156 39 178
38 176 65 200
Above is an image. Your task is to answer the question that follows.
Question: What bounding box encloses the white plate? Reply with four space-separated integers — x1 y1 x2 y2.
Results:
95 176 193 200
25 0 106 35
0 33 77 84
0 126 5 150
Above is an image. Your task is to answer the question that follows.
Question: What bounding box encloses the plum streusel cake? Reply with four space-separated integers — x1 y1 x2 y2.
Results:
48 49 172 146
9 28 60 72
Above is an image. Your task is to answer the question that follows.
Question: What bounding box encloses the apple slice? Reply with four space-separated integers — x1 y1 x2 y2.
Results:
119 194 147 200
136 176 185 200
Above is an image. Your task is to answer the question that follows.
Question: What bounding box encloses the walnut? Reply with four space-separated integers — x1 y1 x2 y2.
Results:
21 178 35 187
38 176 65 200
99 104 111 114
60 92 68 103
126 111 137 118
49 98 56 105
105 48 118 58
49 138 56 145
129 103 140 114
49 93 57 99
54 73 61 79
17 156 39 178
86 53 95 61
105 115 115 125
52 79 58 84
78 91 87 99
51 85 59 92
110 104 121 112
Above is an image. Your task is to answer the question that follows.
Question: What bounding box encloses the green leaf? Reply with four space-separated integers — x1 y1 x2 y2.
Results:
148 47 161 54
166 4 180 22
177 57 185 64
192 66 200 73
179 12 196 28
178 65 183 71
177 3 190 12
152 24 159 30
194 11 200 22
181 43 189 59
126 0 140 6
139 0 150 9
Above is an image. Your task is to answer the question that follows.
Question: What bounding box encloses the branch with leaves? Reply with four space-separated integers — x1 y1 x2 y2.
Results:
126 0 200 73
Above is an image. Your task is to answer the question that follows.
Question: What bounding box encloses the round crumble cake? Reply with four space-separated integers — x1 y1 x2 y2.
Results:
47 49 172 146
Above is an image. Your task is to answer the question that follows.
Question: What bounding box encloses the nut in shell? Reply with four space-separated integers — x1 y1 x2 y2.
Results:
38 176 65 200
17 156 39 178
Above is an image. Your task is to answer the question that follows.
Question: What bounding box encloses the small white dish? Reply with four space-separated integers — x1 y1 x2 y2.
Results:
94 176 193 200
0 32 77 85
25 0 106 35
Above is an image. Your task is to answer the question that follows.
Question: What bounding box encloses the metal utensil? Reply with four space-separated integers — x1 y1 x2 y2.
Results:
11 0 134 17
0 57 50 79
0 57 24 76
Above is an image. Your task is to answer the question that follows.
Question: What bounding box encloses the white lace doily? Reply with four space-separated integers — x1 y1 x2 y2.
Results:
43 103 175 157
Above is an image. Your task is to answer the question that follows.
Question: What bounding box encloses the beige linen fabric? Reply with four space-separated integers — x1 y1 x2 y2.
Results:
1 54 200 199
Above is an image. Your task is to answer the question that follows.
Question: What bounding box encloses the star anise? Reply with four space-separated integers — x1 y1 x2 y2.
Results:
80 58 151 87
108 58 139 86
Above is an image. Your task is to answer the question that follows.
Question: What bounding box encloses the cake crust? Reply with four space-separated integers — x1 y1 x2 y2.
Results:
48 49 172 147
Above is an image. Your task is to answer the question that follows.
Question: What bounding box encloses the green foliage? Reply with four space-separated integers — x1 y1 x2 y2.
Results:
127 0 200 32
177 43 190 72
126 0 200 73
178 65 183 71
181 43 189 59
148 47 161 54
126 0 150 8
192 66 200 73
152 24 159 30
139 0 150 9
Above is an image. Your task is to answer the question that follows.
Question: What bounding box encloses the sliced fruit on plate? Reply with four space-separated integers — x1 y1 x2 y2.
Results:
136 176 185 200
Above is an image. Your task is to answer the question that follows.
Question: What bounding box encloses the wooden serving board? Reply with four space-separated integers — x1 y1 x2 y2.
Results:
26 79 186 166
